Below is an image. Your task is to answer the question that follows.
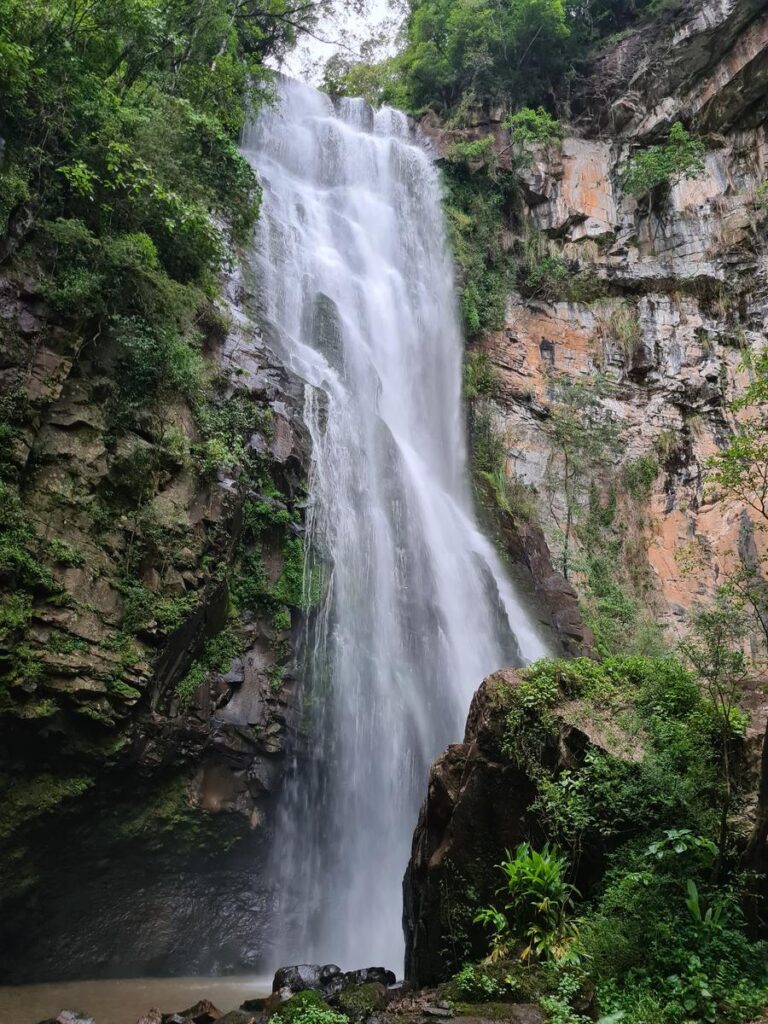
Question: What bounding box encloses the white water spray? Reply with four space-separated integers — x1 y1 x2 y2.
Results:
242 78 548 973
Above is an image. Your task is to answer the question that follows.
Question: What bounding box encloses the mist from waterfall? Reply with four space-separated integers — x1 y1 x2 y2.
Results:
241 77 548 974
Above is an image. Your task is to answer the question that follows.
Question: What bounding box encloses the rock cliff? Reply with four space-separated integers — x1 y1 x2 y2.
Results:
0 252 310 979
424 0 768 645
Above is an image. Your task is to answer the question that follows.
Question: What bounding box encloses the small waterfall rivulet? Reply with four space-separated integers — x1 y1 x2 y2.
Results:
241 77 549 973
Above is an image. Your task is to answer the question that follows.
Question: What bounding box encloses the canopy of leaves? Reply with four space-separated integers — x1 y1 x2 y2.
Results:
345 0 669 116
0 0 327 267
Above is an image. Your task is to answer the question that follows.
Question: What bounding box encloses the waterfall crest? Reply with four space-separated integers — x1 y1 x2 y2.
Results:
241 77 548 973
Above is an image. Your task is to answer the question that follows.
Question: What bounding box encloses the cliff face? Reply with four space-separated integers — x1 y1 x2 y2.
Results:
424 0 768 643
0 252 310 979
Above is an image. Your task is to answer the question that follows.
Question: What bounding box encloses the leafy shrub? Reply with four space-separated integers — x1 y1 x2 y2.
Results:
475 843 579 962
504 107 563 145
175 625 243 710
443 162 517 337
622 122 705 198
622 455 659 501
464 351 501 400
393 0 572 113
451 963 516 1000
271 991 348 1024
46 538 86 567
448 136 497 167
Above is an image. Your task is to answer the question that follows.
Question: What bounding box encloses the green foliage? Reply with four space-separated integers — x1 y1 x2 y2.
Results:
518 238 609 304
622 122 706 198
604 301 641 358
46 538 86 568
271 991 347 1024
706 416 768 525
322 51 402 107
448 136 497 168
477 655 768 1023
47 631 89 655
108 315 203 432
504 107 563 145
0 0 304 260
450 963 517 1001
520 247 570 301
464 351 501 400
504 656 719 851
582 852 768 1024
119 579 195 636
0 481 58 593
443 161 517 337
175 625 242 710
475 842 578 963
393 0 571 113
622 455 659 501
0 773 94 841
192 392 266 480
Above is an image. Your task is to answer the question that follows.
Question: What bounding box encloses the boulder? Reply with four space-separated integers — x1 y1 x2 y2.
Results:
403 669 626 985
271 965 395 1002
272 964 338 996
173 1001 223 1023
341 970 395 989
337 982 390 1019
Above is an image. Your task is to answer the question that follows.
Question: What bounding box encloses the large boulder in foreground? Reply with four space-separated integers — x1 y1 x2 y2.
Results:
272 964 397 1001
402 667 633 986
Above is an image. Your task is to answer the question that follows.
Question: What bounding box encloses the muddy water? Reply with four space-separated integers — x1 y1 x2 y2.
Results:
0 975 271 1024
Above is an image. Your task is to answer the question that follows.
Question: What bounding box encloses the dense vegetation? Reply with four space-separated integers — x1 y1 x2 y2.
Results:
438 655 768 1024
0 0 320 899
326 0 677 113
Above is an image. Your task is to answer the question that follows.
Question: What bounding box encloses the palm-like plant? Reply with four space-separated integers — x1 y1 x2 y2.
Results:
475 842 579 962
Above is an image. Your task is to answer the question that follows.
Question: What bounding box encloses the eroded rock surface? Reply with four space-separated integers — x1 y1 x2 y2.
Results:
425 0 768 640
403 670 621 986
0 255 310 979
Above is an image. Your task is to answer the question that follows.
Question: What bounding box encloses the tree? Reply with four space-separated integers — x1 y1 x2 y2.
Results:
393 0 572 113
705 347 768 871
622 121 706 200
679 599 749 873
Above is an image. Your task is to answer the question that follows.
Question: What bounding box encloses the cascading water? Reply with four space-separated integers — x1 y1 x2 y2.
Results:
241 77 549 973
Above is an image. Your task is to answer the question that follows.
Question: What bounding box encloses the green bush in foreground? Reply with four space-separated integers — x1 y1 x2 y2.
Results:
463 656 768 1024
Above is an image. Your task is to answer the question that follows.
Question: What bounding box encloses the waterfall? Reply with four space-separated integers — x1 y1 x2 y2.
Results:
241 77 548 974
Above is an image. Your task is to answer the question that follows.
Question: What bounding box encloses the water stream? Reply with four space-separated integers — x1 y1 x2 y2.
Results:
241 78 548 974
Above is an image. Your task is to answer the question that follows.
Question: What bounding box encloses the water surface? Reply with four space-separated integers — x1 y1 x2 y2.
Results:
0 975 270 1024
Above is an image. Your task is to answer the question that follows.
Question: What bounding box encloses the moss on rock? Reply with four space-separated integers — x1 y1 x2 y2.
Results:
337 983 388 1018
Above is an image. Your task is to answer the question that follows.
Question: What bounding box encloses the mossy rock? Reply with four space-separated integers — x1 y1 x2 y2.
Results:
438 962 554 1006
337 983 388 1019
269 990 332 1023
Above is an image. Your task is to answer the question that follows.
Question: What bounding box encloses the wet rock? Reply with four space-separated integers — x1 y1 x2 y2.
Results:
214 1014 258 1024
342 969 396 989
36 1013 95 1024
272 964 345 999
174 1000 223 1023
136 1011 163 1024
272 965 397 1003
337 982 390 1019
240 997 269 1012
